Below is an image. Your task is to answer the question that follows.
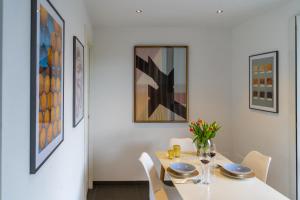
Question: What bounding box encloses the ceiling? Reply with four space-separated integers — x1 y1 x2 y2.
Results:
85 0 291 28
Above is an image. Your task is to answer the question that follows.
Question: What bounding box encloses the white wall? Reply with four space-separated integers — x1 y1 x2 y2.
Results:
1 0 92 199
90 27 233 181
231 1 300 199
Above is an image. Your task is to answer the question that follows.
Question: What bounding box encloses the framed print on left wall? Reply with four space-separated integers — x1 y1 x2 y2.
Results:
73 36 84 127
30 0 65 173
249 51 278 113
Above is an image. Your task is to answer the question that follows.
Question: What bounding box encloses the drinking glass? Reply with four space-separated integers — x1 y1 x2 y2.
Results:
168 149 175 160
199 148 211 184
173 145 181 158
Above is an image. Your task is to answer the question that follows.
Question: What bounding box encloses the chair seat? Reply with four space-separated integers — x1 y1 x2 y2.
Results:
154 188 168 200
164 185 182 200
139 152 182 200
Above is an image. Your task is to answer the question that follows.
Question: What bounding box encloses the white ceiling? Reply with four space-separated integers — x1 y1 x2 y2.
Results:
85 0 291 28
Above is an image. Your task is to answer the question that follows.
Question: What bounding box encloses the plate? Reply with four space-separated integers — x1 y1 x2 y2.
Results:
167 167 199 179
169 162 196 175
222 163 253 175
220 167 255 179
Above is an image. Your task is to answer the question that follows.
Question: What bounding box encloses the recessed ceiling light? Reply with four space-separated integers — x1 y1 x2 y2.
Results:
216 10 223 14
136 10 143 14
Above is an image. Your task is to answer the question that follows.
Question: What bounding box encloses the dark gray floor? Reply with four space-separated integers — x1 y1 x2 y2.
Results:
87 183 149 200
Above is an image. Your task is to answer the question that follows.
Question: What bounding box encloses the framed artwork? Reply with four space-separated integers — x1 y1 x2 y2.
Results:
249 51 278 113
73 36 84 127
30 0 65 173
134 46 188 122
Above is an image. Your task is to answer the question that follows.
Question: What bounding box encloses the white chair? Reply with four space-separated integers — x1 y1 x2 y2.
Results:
139 152 181 200
241 151 272 183
169 138 196 152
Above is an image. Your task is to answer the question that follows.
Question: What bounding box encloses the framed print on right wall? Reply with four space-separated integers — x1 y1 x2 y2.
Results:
249 51 278 113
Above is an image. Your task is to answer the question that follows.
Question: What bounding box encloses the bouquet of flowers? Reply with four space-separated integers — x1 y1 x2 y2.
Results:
189 119 221 150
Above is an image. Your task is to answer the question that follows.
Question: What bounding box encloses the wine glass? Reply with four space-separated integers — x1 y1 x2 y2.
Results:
209 142 217 168
199 147 211 184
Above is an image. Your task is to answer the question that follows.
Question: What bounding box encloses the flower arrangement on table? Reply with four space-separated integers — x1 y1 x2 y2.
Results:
189 118 221 154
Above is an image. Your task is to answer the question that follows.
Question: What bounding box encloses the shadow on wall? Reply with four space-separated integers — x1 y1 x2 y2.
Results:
93 123 188 181
98 140 154 180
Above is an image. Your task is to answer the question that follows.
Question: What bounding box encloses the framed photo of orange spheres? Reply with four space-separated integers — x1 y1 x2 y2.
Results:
30 0 64 173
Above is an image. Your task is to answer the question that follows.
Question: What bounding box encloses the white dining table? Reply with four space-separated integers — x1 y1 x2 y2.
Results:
155 151 289 200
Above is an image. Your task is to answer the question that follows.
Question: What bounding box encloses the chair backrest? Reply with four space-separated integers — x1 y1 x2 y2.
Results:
241 151 272 183
139 152 168 200
169 138 196 152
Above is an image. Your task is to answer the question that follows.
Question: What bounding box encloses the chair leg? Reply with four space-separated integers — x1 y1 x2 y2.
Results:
160 165 165 182
160 164 175 187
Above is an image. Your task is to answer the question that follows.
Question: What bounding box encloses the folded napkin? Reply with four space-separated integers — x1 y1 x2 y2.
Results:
173 176 201 184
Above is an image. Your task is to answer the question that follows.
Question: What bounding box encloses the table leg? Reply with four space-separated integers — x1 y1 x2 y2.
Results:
160 165 165 182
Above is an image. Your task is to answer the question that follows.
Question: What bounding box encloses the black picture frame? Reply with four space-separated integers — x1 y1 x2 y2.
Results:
30 0 65 174
73 36 84 127
249 51 279 113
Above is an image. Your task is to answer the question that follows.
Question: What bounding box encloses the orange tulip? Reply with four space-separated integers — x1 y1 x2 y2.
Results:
197 119 203 126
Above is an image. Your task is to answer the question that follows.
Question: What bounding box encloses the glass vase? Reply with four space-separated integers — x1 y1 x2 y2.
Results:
196 139 211 156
